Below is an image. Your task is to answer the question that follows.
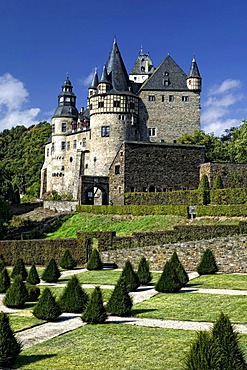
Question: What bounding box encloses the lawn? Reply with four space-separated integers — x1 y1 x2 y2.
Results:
10 314 44 332
187 273 247 290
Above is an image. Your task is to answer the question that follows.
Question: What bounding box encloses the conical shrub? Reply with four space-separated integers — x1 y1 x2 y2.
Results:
11 258 28 281
87 248 103 270
0 268 10 293
41 258 61 283
120 260 140 292
106 277 132 316
155 260 182 293
4 275 28 308
58 275 89 313
196 249 218 275
26 284 40 302
212 174 223 189
82 286 107 324
0 255 6 272
137 256 152 285
33 287 61 321
0 311 22 367
170 251 189 286
60 249 77 270
26 264 40 285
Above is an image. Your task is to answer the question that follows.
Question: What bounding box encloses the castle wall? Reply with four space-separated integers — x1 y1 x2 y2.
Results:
200 162 247 188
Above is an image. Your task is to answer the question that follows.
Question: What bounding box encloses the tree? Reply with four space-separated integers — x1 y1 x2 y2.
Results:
198 175 210 205
212 174 223 189
196 249 218 275
106 277 132 316
82 286 107 324
0 196 12 237
87 248 103 271
0 268 11 293
120 260 140 292
33 287 61 321
26 263 40 285
155 260 182 293
0 312 22 367
0 255 6 271
58 275 89 313
4 275 28 308
11 258 28 281
60 249 77 270
170 251 189 286
41 258 61 283
26 284 40 302
137 256 152 285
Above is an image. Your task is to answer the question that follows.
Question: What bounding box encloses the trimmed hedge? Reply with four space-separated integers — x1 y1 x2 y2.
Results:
196 205 247 217
211 188 247 205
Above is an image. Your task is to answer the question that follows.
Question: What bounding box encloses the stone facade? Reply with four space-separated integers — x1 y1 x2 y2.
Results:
200 162 247 188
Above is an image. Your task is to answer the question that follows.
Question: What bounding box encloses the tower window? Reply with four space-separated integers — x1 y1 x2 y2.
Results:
82 138 86 147
52 124 55 133
164 79 169 86
129 102 135 109
51 143 55 153
113 100 120 108
162 95 165 102
61 141 66 150
141 66 145 72
115 165 120 174
148 95 155 101
46 148 49 157
101 126 110 137
62 122 66 132
148 128 156 137
67 141 70 150
118 115 125 120
73 140 77 149
98 101 104 108
182 96 189 102
169 95 174 102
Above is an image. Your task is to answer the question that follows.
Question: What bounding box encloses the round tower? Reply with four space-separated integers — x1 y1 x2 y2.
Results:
187 57 202 91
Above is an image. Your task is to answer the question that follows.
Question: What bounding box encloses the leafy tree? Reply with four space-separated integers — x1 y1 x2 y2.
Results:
212 174 223 189
82 286 107 324
170 251 189 286
137 256 152 285
26 284 40 302
58 275 89 313
106 277 132 316
0 312 22 367
198 175 210 205
0 268 10 293
26 263 40 285
0 197 12 237
4 275 28 308
87 248 103 270
60 249 77 270
33 287 61 321
120 260 140 292
155 260 182 293
42 258 61 283
196 249 218 275
11 258 28 281
0 255 6 272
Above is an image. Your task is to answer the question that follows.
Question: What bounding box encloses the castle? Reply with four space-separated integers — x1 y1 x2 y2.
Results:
40 40 205 205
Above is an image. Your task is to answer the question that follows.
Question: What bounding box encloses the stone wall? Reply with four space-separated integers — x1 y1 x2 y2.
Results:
101 235 247 273
43 200 79 212
200 162 247 188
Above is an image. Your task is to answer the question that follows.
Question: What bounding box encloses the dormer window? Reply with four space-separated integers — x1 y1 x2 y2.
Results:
164 79 170 86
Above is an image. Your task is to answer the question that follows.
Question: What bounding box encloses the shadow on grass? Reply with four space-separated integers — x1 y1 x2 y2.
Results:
186 283 201 287
178 288 198 293
131 308 157 316
14 353 56 368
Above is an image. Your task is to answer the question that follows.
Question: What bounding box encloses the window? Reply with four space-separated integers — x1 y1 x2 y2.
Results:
130 187 135 192
113 100 120 108
61 141 66 150
182 96 189 102
148 128 156 137
164 79 169 86
52 124 55 133
169 95 174 102
98 101 104 108
148 95 155 101
46 148 49 157
143 187 147 192
82 138 86 147
73 140 77 149
61 166 64 171
130 102 135 109
51 143 55 153
162 95 165 102
115 165 120 174
101 126 110 137
62 122 66 132
67 141 70 150
118 115 125 120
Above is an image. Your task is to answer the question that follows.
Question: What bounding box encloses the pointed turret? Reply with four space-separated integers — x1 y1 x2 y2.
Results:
88 68 99 97
53 74 78 119
187 57 202 91
98 65 111 94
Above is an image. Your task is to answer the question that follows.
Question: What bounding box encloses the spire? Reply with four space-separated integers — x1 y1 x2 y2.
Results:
90 68 99 89
188 56 201 78
100 65 109 83
187 56 202 91
53 76 78 119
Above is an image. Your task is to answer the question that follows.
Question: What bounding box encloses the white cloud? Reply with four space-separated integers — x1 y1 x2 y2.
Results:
78 70 95 87
202 78 244 136
0 73 40 130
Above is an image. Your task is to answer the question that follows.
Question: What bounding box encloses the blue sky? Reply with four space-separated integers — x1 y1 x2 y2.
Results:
0 0 247 136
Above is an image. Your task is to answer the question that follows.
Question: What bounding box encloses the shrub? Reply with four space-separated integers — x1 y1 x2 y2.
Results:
33 287 61 321
26 285 40 302
120 260 140 292
58 275 89 313
0 268 10 293
170 251 189 286
198 175 210 191
60 249 77 270
87 248 103 271
0 312 22 367
26 264 40 285
106 277 132 316
11 258 28 281
4 275 28 308
41 258 61 283
155 260 182 293
212 175 223 189
196 249 218 275
137 256 152 285
82 286 107 324
0 255 6 272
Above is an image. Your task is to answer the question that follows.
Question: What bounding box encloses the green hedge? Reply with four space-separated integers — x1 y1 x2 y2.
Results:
197 205 247 217
211 188 247 205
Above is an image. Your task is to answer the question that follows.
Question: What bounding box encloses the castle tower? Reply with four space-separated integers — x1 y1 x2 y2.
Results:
88 68 99 98
129 47 154 85
187 56 202 91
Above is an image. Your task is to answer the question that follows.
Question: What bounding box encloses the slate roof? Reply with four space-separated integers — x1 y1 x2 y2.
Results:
139 55 188 91
53 105 78 119
188 57 201 78
130 53 154 75
90 69 99 88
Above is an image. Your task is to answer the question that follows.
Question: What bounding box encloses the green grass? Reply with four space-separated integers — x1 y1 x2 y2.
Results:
10 315 44 332
59 270 122 285
187 273 247 290
133 292 247 323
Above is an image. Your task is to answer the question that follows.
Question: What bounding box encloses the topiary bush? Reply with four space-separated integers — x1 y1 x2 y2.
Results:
26 284 40 302
155 260 182 293
137 256 152 285
106 277 132 316
212 174 223 189
81 286 107 324
196 249 218 275
87 248 103 270
26 264 40 285
0 268 10 293
58 275 89 313
120 260 140 292
4 275 28 308
170 251 189 286
0 312 22 367
41 258 61 283
60 249 77 270
11 258 28 281
0 255 6 272
33 287 61 321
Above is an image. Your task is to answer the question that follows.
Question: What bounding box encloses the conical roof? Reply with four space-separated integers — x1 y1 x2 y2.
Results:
90 69 99 88
100 65 110 84
188 57 201 78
